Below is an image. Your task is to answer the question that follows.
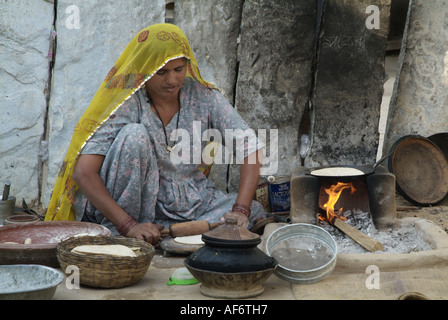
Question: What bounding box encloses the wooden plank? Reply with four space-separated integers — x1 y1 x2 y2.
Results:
333 218 384 252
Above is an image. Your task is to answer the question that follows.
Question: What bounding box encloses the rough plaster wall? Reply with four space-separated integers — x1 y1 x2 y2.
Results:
233 0 317 188
0 0 54 207
174 0 243 103
383 0 448 153
306 0 390 168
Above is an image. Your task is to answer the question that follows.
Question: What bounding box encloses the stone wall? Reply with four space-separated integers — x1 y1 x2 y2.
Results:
174 0 243 104
383 0 448 154
307 0 391 167
230 0 317 190
0 0 54 207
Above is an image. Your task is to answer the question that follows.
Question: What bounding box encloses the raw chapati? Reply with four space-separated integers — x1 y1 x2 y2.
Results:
174 235 204 245
311 167 365 177
71 244 137 257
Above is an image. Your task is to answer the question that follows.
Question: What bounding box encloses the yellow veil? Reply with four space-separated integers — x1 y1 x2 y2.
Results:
45 23 213 221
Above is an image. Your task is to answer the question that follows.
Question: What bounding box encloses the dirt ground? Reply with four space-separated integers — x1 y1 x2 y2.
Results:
396 195 448 233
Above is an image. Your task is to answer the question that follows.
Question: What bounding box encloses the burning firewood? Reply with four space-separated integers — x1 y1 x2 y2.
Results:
319 182 384 253
332 218 384 252
318 207 384 252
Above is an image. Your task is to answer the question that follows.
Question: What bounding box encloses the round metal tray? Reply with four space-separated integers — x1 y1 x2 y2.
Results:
388 135 448 205
0 265 64 300
266 223 337 284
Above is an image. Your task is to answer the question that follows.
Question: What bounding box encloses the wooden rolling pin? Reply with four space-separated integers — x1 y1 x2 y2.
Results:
161 220 221 237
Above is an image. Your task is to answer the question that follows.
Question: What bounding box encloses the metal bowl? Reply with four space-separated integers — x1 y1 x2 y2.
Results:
0 265 64 300
266 223 337 284
0 221 111 267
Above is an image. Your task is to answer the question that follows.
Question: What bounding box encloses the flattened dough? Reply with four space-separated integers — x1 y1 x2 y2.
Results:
71 244 137 257
311 167 365 177
174 235 204 245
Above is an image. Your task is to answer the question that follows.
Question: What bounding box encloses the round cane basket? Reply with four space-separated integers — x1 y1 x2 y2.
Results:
57 235 154 289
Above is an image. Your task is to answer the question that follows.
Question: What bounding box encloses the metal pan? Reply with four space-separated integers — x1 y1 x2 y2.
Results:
266 223 337 284
387 135 448 206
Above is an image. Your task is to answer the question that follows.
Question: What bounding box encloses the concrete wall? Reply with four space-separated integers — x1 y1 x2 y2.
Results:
383 0 448 153
0 0 54 208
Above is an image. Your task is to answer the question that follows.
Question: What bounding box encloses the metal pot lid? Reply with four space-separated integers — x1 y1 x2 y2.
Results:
202 218 261 247
388 135 448 206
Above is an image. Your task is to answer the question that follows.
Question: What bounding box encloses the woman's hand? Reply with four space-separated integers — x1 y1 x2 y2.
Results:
126 223 164 245
74 155 166 246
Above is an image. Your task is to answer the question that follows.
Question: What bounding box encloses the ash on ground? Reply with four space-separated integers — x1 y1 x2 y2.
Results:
318 209 433 254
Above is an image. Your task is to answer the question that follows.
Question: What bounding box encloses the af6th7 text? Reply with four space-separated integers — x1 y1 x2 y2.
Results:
179 304 268 317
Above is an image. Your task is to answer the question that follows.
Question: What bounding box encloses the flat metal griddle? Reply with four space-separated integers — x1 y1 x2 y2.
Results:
388 135 448 206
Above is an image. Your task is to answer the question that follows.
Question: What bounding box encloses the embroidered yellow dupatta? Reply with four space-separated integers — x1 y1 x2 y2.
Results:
45 23 213 221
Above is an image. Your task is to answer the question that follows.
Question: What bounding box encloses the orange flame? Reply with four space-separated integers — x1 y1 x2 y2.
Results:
319 182 356 224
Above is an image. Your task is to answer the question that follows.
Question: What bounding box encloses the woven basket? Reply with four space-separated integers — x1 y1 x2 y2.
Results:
57 235 154 289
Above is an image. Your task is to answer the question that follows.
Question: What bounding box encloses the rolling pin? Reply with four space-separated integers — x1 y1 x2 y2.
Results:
161 220 221 237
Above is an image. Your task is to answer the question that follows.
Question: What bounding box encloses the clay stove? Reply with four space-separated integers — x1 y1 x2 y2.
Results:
289 165 397 230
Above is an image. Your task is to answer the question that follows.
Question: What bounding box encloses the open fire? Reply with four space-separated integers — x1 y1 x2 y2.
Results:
317 181 384 252
318 182 357 224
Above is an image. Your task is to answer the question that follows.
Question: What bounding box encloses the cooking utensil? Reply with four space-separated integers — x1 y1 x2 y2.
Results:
0 221 111 267
266 223 337 284
161 220 221 237
428 132 448 162
0 264 64 300
184 218 277 298
387 135 448 205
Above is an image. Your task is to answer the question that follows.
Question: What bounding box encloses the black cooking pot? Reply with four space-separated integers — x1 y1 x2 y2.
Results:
184 219 277 273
